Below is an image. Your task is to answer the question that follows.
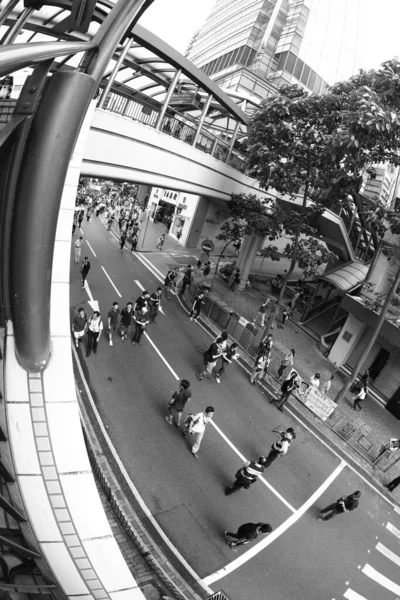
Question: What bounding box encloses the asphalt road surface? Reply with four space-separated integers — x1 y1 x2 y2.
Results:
70 216 400 600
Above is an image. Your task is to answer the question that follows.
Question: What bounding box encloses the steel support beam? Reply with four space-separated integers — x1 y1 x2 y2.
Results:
192 93 212 148
98 36 134 109
155 68 181 130
226 120 240 164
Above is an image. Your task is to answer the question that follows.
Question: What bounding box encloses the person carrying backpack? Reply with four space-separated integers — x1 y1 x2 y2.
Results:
318 491 361 522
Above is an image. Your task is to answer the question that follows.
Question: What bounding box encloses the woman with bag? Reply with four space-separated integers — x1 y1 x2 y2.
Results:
277 349 295 380
165 380 192 427
183 406 215 459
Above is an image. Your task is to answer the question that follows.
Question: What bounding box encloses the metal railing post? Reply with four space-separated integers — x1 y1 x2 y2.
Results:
155 68 181 130
225 120 240 164
98 37 134 109
192 93 212 148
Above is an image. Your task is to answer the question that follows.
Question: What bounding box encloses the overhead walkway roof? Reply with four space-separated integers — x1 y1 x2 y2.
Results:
321 262 370 292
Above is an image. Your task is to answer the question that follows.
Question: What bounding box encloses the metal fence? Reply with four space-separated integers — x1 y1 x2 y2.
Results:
0 98 16 124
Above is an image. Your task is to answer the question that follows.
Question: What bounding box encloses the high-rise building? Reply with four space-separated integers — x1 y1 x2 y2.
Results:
187 0 364 102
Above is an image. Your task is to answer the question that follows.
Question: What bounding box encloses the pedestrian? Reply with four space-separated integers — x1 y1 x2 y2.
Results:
190 292 204 322
257 333 273 360
130 232 138 251
120 231 127 252
164 267 178 300
184 406 215 459
176 226 183 242
264 427 296 468
281 305 292 325
203 261 211 277
131 307 149 345
385 475 400 492
253 298 270 327
225 456 267 495
230 268 241 291
322 375 334 395
198 338 225 381
134 290 150 313
78 210 84 229
250 355 268 385
86 311 103 357
80 257 91 289
107 302 120 346
289 289 302 310
86 206 92 222
107 216 114 231
215 342 239 384
119 302 133 341
195 259 202 273
350 369 369 393
317 491 361 522
352 384 367 411
224 523 272 551
72 213 78 235
277 349 295 380
156 233 165 250
270 372 300 411
149 288 162 323
165 379 192 427
310 372 321 388
72 307 87 349
233 239 241 254
180 265 193 296
74 236 83 263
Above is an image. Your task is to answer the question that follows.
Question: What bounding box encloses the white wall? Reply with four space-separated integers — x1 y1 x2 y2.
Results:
328 314 366 368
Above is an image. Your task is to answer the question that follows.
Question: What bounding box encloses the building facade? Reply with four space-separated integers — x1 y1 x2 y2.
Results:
187 0 365 103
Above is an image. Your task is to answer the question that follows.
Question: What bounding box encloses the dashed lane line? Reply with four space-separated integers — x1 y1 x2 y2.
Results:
376 541 400 567
343 590 368 600
202 461 345 585
86 240 97 257
101 265 122 298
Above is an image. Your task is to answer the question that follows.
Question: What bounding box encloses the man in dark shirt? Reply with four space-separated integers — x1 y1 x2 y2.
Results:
270 372 300 412
180 265 193 296
131 307 149 345
119 302 133 341
190 292 204 323
134 290 150 312
149 288 162 323
107 302 120 346
318 491 361 521
80 257 91 289
72 308 87 348
225 523 272 551
197 338 225 380
164 268 178 300
165 379 192 427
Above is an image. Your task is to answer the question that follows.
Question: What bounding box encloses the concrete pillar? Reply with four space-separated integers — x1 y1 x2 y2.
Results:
235 235 252 269
236 233 263 292
137 184 151 208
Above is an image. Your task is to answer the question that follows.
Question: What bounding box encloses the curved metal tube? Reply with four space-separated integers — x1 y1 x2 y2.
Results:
0 40 97 79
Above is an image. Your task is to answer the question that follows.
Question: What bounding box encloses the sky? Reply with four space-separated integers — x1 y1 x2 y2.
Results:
139 0 400 77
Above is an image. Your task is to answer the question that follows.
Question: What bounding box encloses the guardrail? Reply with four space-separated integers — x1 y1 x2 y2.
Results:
188 279 400 475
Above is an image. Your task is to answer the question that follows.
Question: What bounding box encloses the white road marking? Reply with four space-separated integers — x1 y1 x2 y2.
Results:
202 461 346 585
134 251 165 279
86 240 96 257
386 522 400 539
80 227 84 235
362 563 400 595
134 280 164 314
84 281 93 301
394 505 400 516
344 589 368 600
143 332 180 380
101 266 122 298
376 541 400 567
71 344 213 596
87 300 100 312
210 420 295 513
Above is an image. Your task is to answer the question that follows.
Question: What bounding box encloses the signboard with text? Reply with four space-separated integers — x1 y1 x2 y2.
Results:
298 386 337 421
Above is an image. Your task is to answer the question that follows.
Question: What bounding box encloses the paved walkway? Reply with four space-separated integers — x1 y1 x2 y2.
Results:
123 218 400 470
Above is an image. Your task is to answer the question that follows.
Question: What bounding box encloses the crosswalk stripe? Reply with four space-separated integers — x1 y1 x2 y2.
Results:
362 563 400 595
386 522 400 539
343 589 368 600
376 541 400 567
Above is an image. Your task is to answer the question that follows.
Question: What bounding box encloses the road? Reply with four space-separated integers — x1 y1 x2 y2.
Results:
70 216 400 600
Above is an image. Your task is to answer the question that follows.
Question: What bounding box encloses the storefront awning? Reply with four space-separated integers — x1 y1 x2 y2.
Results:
321 262 369 292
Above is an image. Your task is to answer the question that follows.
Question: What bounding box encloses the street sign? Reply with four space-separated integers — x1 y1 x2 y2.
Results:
201 239 214 253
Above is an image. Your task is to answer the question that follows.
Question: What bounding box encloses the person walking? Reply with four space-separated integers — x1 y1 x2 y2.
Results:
149 288 162 323
86 206 92 222
385 475 400 492
322 375 335 395
86 311 103 357
253 299 270 327
215 342 239 384
257 333 273 360
190 292 204 322
107 302 120 346
119 302 133 341
184 406 215 459
119 230 127 252
198 338 225 381
264 428 296 468
72 307 87 349
72 213 78 235
317 491 361 521
134 290 150 313
203 261 211 277
77 210 84 229
270 372 300 411
180 265 193 296
230 268 241 291
225 457 267 495
130 232 138 251
80 257 91 289
74 236 83 263
224 523 272 551
165 379 192 427
310 372 321 388
164 267 178 300
176 226 183 243
277 349 295 380
131 307 149 345
156 233 165 250
351 369 370 393
250 355 268 386
281 305 292 326
352 384 367 411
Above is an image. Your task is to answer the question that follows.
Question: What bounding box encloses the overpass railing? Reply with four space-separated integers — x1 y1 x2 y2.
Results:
101 88 248 174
